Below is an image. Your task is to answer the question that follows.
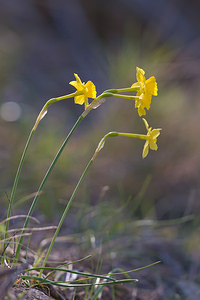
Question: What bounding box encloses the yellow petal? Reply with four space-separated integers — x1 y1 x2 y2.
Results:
74 73 83 86
151 129 161 139
142 118 149 131
142 141 149 158
143 93 152 110
131 82 139 88
74 95 85 105
69 80 79 89
149 140 158 150
69 74 84 91
138 106 146 117
136 67 146 84
85 81 97 98
145 76 158 96
135 99 140 108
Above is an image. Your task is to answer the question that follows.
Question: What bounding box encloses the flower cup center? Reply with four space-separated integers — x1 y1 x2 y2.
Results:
85 87 88 94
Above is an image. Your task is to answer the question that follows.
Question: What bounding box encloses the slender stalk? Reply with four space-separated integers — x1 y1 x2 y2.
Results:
2 92 79 266
40 129 148 274
14 113 84 264
12 91 111 265
104 85 140 94
33 92 80 131
2 128 35 265
115 132 147 140
11 87 142 265
104 93 139 101
92 131 147 161
40 159 93 276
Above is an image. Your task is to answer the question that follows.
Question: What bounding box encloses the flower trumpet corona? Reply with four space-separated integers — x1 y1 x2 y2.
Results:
132 67 158 116
69 74 97 110
103 67 158 116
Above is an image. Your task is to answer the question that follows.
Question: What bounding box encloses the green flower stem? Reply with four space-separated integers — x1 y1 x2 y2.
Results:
81 89 139 119
10 92 84 262
14 109 84 264
39 158 93 276
92 131 147 161
115 132 148 140
33 92 81 130
104 86 140 94
12 90 116 265
102 92 139 101
39 129 148 274
3 91 81 266
11 87 144 265
2 128 35 265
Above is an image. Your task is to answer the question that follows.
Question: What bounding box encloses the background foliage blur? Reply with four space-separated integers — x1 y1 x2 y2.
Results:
1 0 200 248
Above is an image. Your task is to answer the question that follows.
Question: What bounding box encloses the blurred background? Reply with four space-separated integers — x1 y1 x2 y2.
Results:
1 0 200 297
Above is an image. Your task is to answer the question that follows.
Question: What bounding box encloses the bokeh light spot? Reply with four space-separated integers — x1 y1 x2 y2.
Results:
0 101 21 122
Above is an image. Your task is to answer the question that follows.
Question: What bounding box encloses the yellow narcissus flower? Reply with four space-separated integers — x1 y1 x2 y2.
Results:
69 74 97 110
132 67 158 117
142 118 161 158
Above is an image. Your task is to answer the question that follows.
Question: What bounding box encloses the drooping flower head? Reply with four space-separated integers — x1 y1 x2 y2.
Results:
142 118 161 158
69 74 97 110
132 67 158 117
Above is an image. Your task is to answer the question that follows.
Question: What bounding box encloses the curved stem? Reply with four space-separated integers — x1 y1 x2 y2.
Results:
14 114 84 264
33 92 79 131
2 128 35 265
39 129 148 274
11 86 145 265
92 131 147 161
3 92 80 266
12 91 110 265
40 159 93 275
